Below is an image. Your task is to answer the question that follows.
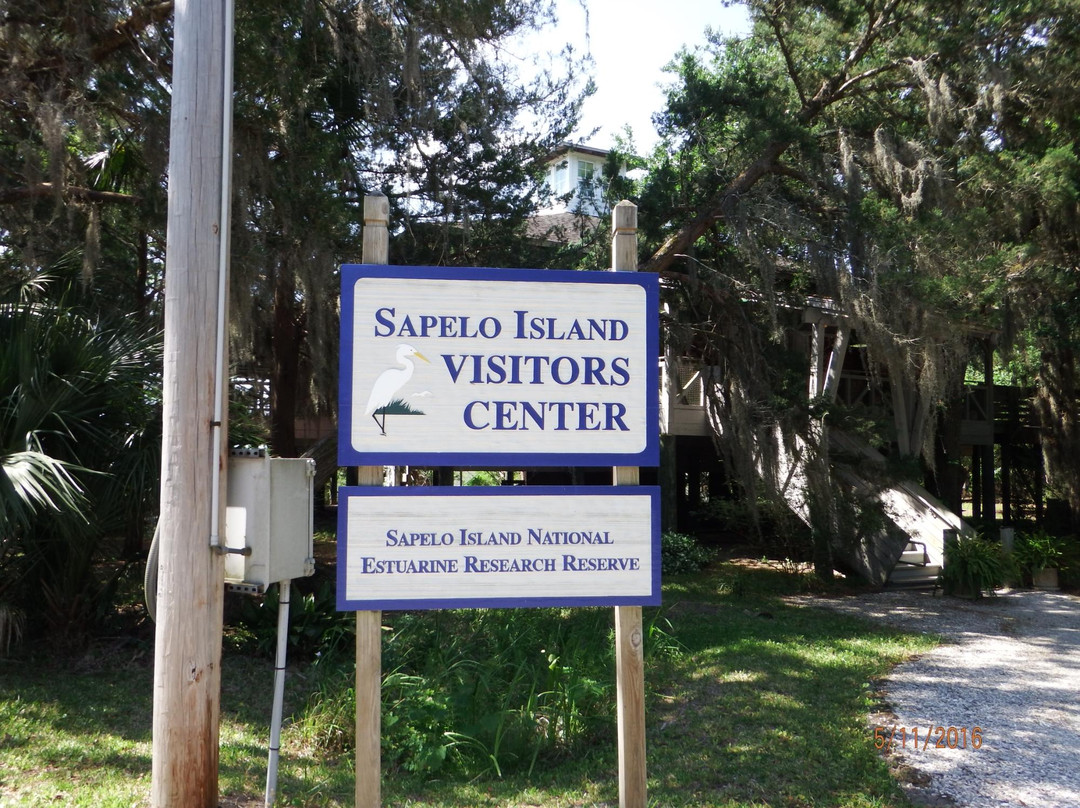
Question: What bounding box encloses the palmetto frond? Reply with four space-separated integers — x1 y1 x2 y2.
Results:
0 450 89 537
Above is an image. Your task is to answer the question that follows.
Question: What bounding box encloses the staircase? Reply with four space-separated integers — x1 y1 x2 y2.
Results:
743 423 966 585
830 430 967 585
886 540 942 589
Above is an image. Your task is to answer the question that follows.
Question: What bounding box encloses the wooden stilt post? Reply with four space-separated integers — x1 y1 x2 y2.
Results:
822 325 850 403
151 0 230 804
659 303 679 533
356 194 389 808
611 200 647 808
981 339 996 521
807 315 824 399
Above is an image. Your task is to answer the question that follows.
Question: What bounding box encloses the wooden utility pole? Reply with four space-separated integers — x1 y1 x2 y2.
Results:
152 0 231 804
611 200 647 808
356 193 389 808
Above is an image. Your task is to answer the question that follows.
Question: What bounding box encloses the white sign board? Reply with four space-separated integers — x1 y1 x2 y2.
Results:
337 487 660 610
338 265 659 467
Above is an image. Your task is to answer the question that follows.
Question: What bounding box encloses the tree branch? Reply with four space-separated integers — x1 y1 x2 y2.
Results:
0 184 139 205
833 61 905 102
640 138 790 274
762 6 807 106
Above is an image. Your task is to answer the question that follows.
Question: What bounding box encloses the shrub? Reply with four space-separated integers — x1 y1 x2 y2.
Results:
661 530 716 575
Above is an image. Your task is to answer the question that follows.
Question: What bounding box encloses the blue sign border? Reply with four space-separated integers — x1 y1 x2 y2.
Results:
338 265 660 467
337 485 662 611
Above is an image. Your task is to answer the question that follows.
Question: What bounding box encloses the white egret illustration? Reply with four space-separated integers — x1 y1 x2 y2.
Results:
364 343 430 435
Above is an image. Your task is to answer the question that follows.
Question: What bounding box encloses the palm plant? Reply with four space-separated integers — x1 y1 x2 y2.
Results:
0 276 161 641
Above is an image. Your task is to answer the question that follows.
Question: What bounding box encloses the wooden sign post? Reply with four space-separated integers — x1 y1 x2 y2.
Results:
345 196 654 808
611 200 647 808
356 194 388 808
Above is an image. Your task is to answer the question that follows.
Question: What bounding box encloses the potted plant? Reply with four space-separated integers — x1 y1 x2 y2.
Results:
940 533 1011 598
1013 529 1066 590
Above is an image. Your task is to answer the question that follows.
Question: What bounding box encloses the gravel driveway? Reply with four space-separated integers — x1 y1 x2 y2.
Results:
787 588 1080 808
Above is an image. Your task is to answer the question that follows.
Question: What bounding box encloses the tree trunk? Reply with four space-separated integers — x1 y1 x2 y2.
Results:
1035 346 1080 531
270 270 300 457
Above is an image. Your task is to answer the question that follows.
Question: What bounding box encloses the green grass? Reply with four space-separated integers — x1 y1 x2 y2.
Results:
647 576 934 807
0 562 938 807
0 651 153 807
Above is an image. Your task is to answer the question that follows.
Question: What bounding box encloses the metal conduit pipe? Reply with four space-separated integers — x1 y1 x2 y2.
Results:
265 579 291 807
209 0 235 553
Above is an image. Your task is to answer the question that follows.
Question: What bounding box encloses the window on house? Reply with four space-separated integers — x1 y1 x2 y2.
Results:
553 160 569 194
577 159 601 207
577 160 596 189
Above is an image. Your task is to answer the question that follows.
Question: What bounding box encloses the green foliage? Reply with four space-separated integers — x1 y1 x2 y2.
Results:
1057 537 1080 589
1012 529 1070 572
0 2 171 302
227 389 270 450
661 530 717 575
229 581 354 662
0 604 24 656
0 279 161 640
940 534 1012 598
292 607 617 778
689 498 755 533
464 470 502 486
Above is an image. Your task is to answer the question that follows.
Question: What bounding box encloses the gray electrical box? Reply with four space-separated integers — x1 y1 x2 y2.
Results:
225 452 316 589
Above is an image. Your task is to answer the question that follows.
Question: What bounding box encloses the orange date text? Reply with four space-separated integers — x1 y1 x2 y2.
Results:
873 725 983 751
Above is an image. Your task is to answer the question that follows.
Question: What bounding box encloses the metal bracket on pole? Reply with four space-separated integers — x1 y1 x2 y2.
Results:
215 545 253 556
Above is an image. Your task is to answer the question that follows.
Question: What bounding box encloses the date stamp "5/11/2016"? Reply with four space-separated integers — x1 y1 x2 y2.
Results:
874 726 984 751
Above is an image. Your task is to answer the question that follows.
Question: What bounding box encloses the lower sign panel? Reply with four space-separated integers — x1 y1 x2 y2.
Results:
337 486 661 610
